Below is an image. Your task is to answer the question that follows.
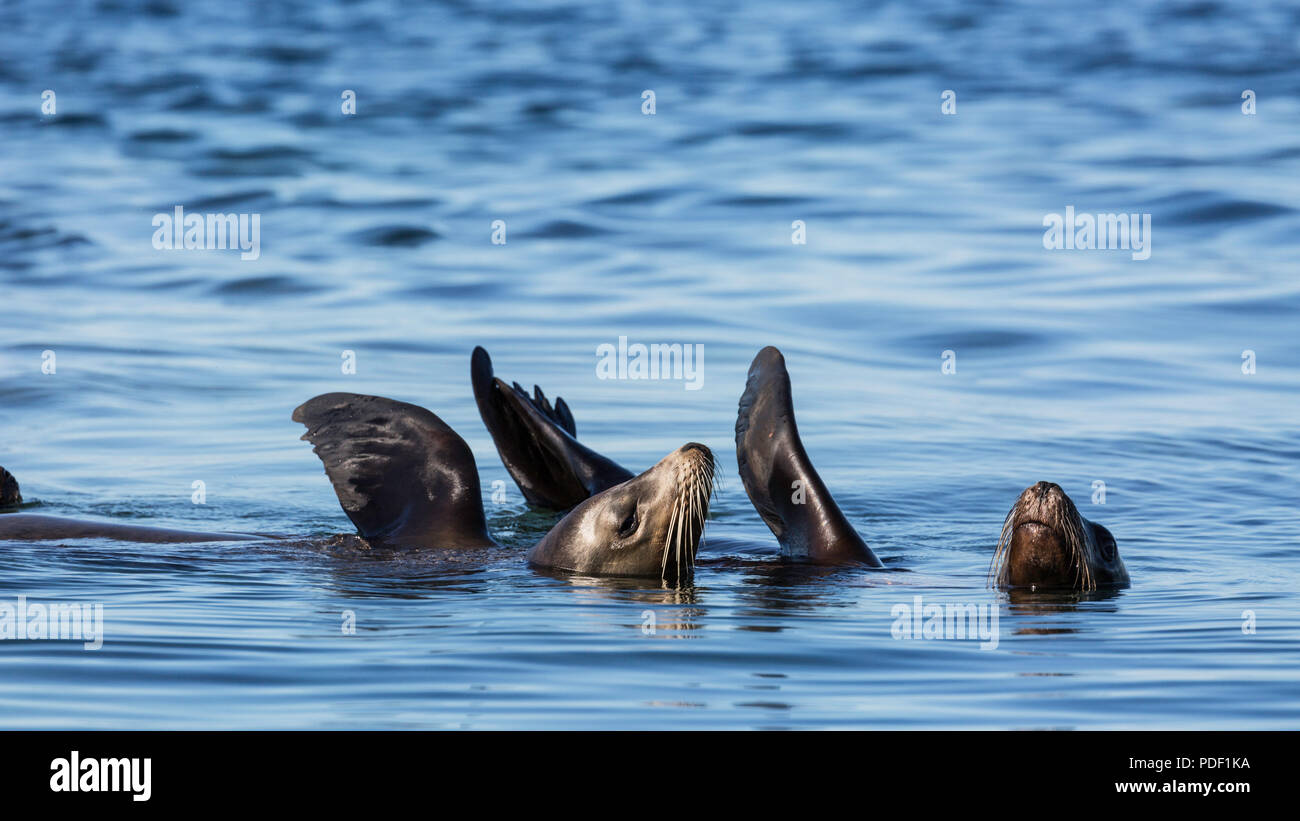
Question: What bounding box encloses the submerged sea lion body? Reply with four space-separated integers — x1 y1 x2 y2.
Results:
0 513 264 544
0 468 265 543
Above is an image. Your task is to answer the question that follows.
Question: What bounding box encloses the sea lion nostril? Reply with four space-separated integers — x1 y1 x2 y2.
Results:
1032 481 1061 499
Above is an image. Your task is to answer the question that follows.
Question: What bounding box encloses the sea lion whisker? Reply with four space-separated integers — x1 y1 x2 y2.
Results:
988 504 1017 588
676 491 683 585
662 494 680 583
684 481 694 575
690 476 701 571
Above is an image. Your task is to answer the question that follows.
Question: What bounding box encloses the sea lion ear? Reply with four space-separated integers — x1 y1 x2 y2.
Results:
0 466 21 507
471 346 631 509
1093 523 1117 560
292 393 494 549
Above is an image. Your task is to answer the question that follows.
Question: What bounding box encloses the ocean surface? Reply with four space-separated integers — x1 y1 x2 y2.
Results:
1 0 1297 729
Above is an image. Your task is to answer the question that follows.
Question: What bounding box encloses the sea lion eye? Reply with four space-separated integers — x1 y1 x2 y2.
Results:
618 510 638 538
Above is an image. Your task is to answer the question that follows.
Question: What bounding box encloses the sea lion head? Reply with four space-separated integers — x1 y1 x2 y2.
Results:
527 443 715 584
0 467 21 508
990 481 1128 591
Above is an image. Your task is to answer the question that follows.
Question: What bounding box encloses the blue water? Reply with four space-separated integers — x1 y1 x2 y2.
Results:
1 0 1298 729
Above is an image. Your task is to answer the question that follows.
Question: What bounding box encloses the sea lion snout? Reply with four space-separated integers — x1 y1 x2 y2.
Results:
676 442 712 460
1026 480 1063 501
656 442 713 479
1014 481 1068 523
1007 521 1072 582
1033 480 1062 497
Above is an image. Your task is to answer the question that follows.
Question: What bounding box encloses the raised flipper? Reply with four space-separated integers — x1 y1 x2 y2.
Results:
471 346 633 509
0 466 20 507
293 393 497 549
735 347 882 566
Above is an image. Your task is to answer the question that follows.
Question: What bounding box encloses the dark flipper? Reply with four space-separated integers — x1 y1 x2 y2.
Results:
471 346 633 510
735 347 882 566
293 393 496 549
0 466 20 507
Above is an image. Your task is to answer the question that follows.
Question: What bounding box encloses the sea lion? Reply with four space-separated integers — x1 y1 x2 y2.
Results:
989 481 1128 591
471 346 632 509
734 346 882 567
293 391 714 583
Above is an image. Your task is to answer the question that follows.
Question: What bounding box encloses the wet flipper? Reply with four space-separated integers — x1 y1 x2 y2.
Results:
471 346 633 510
293 393 496 549
0 466 20 507
735 347 882 566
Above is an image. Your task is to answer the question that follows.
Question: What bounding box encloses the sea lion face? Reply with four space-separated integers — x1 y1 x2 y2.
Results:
0 467 20 508
991 482 1128 590
528 443 714 584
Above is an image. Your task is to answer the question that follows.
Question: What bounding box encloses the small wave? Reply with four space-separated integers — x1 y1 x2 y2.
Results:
246 44 332 65
516 219 611 239
126 127 199 143
711 194 815 208
209 275 323 298
39 112 109 129
207 145 313 162
189 189 277 211
732 121 854 139
1165 197 1292 226
587 188 680 207
400 281 505 300
350 225 440 247
897 329 1049 354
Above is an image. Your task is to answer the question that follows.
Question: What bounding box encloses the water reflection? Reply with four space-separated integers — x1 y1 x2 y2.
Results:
1001 587 1126 636
530 567 706 635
